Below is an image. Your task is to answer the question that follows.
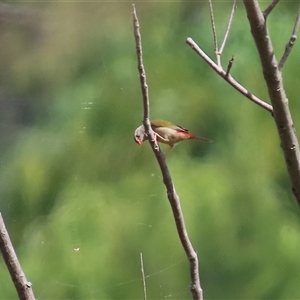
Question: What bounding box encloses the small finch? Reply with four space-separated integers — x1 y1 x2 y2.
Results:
134 119 211 155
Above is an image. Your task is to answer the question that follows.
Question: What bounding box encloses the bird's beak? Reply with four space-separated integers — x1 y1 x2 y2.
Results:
134 136 142 145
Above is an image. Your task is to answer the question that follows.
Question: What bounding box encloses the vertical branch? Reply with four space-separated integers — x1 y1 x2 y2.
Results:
132 5 203 300
132 4 153 137
243 0 300 206
0 213 36 300
140 253 147 300
208 0 220 65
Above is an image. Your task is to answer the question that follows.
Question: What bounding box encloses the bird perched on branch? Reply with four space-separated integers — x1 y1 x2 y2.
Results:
134 119 211 155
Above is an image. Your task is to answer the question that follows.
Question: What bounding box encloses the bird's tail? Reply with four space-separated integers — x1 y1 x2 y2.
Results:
191 134 212 143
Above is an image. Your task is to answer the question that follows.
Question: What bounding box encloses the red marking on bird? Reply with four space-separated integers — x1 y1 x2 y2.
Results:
178 131 193 139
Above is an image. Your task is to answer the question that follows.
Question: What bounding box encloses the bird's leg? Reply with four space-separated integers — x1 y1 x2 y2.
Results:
152 132 175 158
151 132 171 157
150 132 164 151
154 132 168 142
152 132 168 144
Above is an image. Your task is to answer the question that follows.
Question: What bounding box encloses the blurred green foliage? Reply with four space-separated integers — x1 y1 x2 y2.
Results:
0 1 300 299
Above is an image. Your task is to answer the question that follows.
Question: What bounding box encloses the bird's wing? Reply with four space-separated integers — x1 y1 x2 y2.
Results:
174 124 189 133
151 120 189 133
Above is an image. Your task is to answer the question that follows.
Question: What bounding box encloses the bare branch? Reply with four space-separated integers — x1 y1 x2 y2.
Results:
140 253 147 300
244 0 300 207
132 6 203 300
278 2 300 71
263 0 280 18
219 0 237 55
186 37 273 113
132 4 157 147
0 213 36 300
208 0 220 65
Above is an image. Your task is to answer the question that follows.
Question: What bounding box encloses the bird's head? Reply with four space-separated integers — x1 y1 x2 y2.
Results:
134 125 146 145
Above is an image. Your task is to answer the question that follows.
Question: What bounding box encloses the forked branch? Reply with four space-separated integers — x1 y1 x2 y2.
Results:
132 5 203 300
209 0 237 66
263 0 280 18
187 0 300 206
243 0 300 206
186 37 273 113
187 1 273 113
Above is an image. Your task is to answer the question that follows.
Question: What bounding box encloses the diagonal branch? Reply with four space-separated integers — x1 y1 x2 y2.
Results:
186 37 273 113
243 0 300 207
219 0 237 55
263 0 280 18
132 5 203 300
278 2 300 71
0 213 36 300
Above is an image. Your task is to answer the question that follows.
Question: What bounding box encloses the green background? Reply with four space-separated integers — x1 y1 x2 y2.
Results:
0 1 300 299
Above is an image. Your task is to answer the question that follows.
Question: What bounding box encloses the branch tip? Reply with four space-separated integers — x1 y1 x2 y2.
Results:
226 55 235 76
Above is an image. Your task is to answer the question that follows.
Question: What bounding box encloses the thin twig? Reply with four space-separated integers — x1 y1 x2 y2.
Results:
278 2 300 71
263 0 280 18
132 6 203 300
0 213 36 300
219 0 237 55
132 4 157 147
140 253 147 300
186 37 273 113
226 55 235 76
208 0 220 65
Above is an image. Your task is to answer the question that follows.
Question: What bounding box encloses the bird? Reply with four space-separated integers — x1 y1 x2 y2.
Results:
134 119 211 155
